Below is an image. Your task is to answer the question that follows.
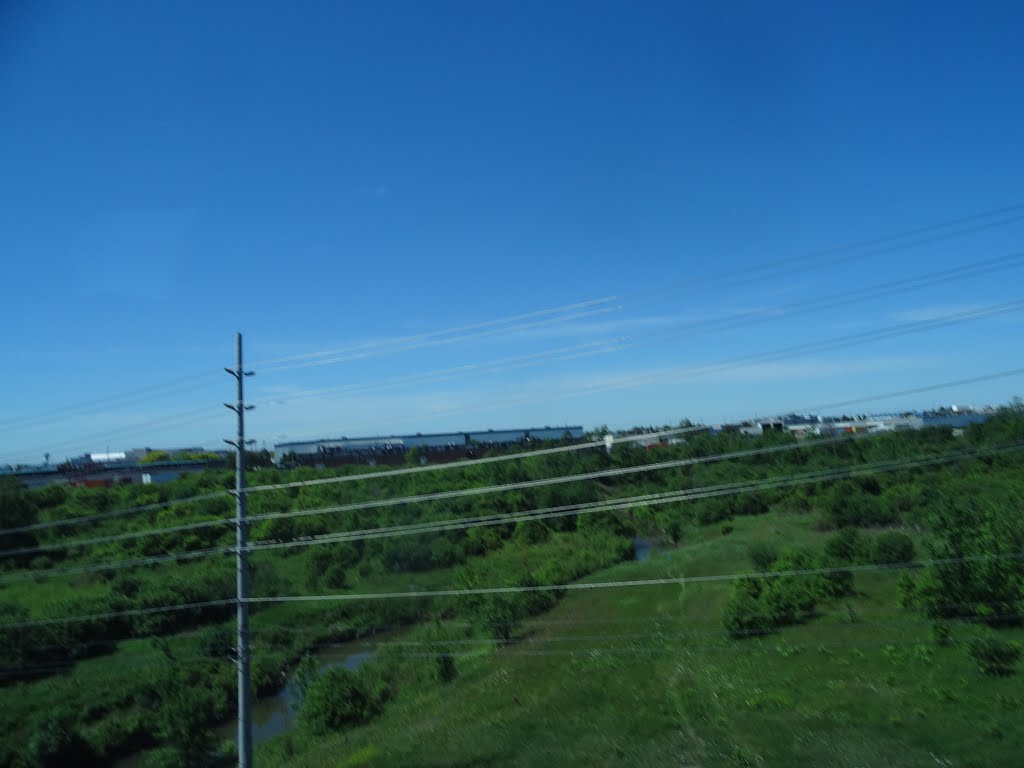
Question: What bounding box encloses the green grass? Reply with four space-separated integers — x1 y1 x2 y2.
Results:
259 511 1024 768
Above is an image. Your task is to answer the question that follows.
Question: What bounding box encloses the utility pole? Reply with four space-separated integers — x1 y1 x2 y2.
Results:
225 333 254 768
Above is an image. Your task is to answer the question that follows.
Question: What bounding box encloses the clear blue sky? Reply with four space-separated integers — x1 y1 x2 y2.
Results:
2 1 1023 464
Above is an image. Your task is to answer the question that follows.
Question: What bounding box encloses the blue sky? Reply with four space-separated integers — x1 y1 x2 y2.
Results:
1 1 1023 464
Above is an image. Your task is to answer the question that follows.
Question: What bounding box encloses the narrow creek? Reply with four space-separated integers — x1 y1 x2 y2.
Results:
114 634 382 767
118 540 661 765
633 536 667 561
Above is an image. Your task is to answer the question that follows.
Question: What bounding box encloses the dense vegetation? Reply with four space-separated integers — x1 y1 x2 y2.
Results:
1 407 1022 766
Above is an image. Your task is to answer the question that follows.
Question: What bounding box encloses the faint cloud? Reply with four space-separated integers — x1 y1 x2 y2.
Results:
887 304 989 323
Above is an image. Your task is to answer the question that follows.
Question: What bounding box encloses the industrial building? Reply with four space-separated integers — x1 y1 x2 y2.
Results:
275 426 586 466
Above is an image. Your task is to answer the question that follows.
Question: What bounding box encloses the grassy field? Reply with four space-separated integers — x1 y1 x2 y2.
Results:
259 511 1024 768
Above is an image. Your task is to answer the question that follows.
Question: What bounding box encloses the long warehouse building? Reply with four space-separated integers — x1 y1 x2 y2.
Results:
275 426 586 466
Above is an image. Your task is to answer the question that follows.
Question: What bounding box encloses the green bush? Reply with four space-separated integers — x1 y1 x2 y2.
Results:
513 520 551 546
26 712 102 768
323 563 349 589
436 654 457 682
197 625 235 660
826 485 893 527
300 668 376 734
931 621 953 646
824 528 868 565
748 541 778 571
761 576 816 625
872 531 915 565
821 568 855 598
723 578 770 638
968 635 1021 676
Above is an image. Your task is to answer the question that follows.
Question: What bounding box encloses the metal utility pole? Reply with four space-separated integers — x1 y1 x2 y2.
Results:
225 333 255 768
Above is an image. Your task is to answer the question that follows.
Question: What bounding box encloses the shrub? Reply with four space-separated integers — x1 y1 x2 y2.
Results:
761 576 816 625
694 498 731 525
436 654 457 683
513 520 551 546
294 654 321 703
27 712 101 768
748 541 778 571
723 578 770 638
931 621 952 646
323 563 348 590
872 531 915 565
968 635 1021 677
300 668 376 734
897 571 918 608
720 523 734 536
821 568 854 599
826 486 893 527
823 528 867 565
197 625 235 660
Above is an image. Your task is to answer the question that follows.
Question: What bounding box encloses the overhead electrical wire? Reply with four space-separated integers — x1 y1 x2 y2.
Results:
245 550 1024 609
5 549 1020 632
11 603 1014 666
0 432 879 558
258 202 1024 371
5 322 1023 543
255 304 624 374
247 248 1024 416
246 442 1024 556
239 298 1024 497
248 297 620 367
0 297 622 437
621 202 1024 304
321 302 1024 441
4 202 1023 453
4 631 996 680
4 438 1020 584
3 242 1021 467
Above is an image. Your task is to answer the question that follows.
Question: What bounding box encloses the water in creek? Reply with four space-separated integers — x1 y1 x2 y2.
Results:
633 536 668 561
114 637 379 767
212 645 375 749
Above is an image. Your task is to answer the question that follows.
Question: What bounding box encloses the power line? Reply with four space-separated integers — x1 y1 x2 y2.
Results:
278 613 1024 652
638 248 1024 345
5 439 1020 585
3 245 1020 483
4 295 1020 540
313 303 1024 442
0 489 231 537
246 600 1023 638
623 203 1024 304
0 372 222 434
251 297 620 367
3 548 1021 632
2 629 989 680
256 304 623 375
0 297 619 440
250 338 627 410
247 442 1024 556
243 299 1024 494
0 598 235 631
247 249 1024 422
5 204 1022 448
258 204 1024 376
245 550 1024 609
235 434 1017 535
2 380 1015 565
0 431 872 558
0 653 232 681
10 599 1018 673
